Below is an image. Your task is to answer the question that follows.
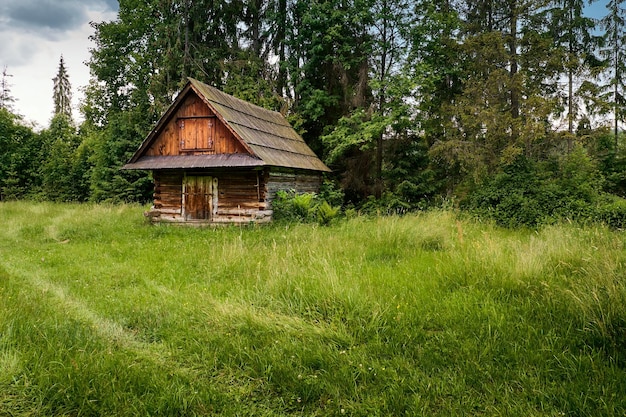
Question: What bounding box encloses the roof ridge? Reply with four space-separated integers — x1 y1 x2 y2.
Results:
189 78 287 126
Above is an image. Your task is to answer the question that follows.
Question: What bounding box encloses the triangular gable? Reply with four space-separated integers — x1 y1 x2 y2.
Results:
189 79 330 172
126 79 330 172
127 83 254 164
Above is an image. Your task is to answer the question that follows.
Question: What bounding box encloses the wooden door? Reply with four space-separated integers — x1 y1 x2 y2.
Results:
183 176 213 220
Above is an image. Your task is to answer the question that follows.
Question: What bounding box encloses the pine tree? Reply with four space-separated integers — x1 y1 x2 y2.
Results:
428 0 557 183
600 0 626 149
547 0 600 144
0 66 16 111
52 56 72 118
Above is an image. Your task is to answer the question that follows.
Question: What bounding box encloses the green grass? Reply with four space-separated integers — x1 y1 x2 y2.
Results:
1 201 625 416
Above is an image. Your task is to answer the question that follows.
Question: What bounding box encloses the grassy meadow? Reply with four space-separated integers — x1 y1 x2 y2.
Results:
1 201 625 416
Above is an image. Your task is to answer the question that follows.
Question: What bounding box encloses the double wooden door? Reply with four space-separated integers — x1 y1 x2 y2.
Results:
182 176 218 221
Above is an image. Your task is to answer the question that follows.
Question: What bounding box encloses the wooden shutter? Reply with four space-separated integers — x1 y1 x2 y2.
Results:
178 117 216 151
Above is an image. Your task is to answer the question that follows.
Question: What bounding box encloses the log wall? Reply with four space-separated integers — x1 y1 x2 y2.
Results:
148 168 322 224
264 170 323 206
148 169 269 224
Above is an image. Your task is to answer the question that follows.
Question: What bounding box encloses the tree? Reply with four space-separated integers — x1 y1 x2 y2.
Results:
427 0 559 186
53 56 73 118
599 0 626 149
0 66 16 112
40 114 81 201
409 0 463 147
369 0 412 195
222 0 284 110
288 0 373 152
547 0 601 145
0 108 41 200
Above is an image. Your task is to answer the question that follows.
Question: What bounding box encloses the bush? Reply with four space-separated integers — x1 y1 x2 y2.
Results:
291 193 315 219
360 192 411 216
595 196 626 229
316 201 340 226
463 150 606 228
272 190 341 226
318 179 345 207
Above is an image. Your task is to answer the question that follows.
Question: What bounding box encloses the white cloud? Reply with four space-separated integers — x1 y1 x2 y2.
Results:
1 1 118 128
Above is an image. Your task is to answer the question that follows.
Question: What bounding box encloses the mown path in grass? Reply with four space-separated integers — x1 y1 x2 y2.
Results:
1 201 626 416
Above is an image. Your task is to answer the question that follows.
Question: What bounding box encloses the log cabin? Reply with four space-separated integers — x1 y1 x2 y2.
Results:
122 78 330 224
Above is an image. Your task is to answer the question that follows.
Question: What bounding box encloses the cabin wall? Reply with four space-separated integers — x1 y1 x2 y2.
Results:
150 171 184 222
149 168 323 224
149 169 270 224
145 93 248 157
264 169 323 207
214 170 270 223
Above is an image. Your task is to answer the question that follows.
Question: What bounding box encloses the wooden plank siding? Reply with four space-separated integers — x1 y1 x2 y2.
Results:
264 170 323 204
149 168 322 224
145 94 247 157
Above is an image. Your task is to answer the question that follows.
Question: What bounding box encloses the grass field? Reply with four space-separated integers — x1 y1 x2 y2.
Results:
1 201 625 416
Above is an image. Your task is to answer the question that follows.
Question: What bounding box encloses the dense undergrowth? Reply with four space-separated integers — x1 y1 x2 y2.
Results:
1 201 625 415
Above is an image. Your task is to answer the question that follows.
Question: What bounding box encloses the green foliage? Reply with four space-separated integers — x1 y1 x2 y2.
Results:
40 114 83 202
595 195 626 229
291 192 315 219
272 190 341 226
318 179 345 208
316 200 340 226
271 190 304 222
360 191 411 216
464 149 608 227
0 108 42 200
87 112 153 204
385 134 443 207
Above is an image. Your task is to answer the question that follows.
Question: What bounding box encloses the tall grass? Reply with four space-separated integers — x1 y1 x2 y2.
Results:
1 201 625 415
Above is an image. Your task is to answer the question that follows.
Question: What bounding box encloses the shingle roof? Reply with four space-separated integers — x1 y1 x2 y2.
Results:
123 78 330 172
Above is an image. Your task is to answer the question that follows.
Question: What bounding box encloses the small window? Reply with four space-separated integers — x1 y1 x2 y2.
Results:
178 116 216 151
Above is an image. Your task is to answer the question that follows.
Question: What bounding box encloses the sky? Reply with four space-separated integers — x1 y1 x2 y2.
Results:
0 0 612 129
0 0 119 129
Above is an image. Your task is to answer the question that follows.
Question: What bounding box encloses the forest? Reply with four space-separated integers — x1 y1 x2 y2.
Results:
2 0 626 227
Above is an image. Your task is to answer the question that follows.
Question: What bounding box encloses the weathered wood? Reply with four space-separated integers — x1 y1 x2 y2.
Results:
264 169 323 207
133 84 326 225
145 94 247 157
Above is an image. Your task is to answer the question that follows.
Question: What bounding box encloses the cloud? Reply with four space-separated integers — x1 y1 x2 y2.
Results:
1 0 118 34
0 0 119 126
0 32 40 66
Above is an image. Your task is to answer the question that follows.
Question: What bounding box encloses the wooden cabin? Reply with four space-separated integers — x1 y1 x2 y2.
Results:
122 78 330 224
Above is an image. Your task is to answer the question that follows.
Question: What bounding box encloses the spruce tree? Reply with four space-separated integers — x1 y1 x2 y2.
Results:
53 56 72 118
547 0 600 144
0 66 16 112
600 0 626 149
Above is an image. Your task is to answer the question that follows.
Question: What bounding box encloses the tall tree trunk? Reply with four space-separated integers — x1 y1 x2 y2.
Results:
277 0 287 97
567 5 574 152
615 77 619 150
508 0 519 139
375 0 389 199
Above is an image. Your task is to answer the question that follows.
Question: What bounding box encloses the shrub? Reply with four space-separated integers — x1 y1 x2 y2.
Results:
318 179 345 207
316 201 340 226
291 193 315 219
595 196 626 229
272 190 341 225
360 192 411 216
463 151 608 228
